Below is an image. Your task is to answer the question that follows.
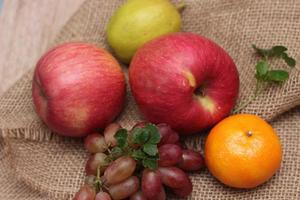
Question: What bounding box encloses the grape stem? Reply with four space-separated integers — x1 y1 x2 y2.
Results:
233 80 265 114
232 80 263 114
94 165 102 192
233 55 270 114
96 165 101 180
102 184 109 191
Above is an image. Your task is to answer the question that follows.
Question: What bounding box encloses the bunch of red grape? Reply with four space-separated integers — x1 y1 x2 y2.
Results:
73 122 205 200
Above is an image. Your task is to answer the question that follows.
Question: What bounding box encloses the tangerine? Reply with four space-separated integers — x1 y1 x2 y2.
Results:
205 114 282 189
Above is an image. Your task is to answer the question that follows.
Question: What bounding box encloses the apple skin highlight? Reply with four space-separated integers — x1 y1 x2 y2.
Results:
129 33 239 134
32 42 126 137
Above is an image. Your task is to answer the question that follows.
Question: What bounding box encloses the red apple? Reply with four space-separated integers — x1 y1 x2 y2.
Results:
32 42 126 137
129 33 239 134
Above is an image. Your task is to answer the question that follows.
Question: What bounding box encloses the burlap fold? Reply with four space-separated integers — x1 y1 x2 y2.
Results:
0 0 299 199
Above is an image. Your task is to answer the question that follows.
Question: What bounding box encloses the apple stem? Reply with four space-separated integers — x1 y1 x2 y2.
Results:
233 80 266 114
176 0 186 12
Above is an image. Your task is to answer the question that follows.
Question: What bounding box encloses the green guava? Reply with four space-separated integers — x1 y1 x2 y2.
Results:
106 0 183 64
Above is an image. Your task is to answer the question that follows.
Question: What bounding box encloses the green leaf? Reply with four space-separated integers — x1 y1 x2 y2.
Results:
255 61 269 77
110 147 123 158
131 149 147 161
272 46 288 57
143 143 158 156
252 44 288 58
142 157 158 170
111 146 123 154
252 44 272 57
266 70 289 82
145 124 161 144
114 129 128 148
132 128 150 145
282 53 296 67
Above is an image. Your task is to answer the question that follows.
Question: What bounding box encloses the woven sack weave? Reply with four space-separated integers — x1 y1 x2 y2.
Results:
0 0 299 199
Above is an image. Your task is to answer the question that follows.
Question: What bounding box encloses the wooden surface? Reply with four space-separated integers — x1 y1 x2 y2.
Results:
0 0 85 95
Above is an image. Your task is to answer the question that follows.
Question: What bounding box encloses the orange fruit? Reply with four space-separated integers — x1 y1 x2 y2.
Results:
205 114 282 189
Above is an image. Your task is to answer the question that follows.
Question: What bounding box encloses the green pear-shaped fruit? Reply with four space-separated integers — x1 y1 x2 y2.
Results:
107 0 182 64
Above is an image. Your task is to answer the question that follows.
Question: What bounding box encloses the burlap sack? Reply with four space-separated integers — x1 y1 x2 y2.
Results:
0 0 299 199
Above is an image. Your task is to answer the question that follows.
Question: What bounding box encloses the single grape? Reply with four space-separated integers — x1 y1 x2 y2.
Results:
85 153 108 176
157 123 179 146
84 175 96 186
104 123 121 147
95 191 112 200
108 176 139 200
104 156 136 185
156 186 166 200
178 149 205 171
158 144 182 167
172 177 193 197
158 167 190 188
84 133 108 153
142 169 165 200
129 191 147 200
73 185 95 200
174 141 183 147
